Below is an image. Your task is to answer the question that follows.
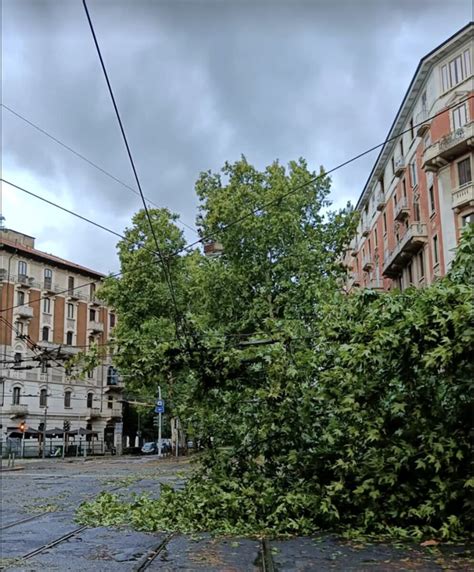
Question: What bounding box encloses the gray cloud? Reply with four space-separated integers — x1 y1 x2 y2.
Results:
2 0 472 272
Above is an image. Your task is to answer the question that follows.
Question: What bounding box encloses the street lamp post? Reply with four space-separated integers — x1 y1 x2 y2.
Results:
157 386 162 458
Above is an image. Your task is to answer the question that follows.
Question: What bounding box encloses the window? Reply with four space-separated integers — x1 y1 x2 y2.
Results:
399 139 404 157
15 321 24 337
410 161 418 188
374 229 378 249
407 262 413 285
109 313 116 328
18 261 27 278
423 131 431 148
413 199 420 222
14 352 22 364
410 118 414 140
12 386 21 405
433 235 439 265
17 290 25 306
441 49 471 92
418 250 425 280
107 366 118 386
64 391 71 408
383 212 387 234
461 213 474 227
429 185 436 214
66 331 73 346
67 303 75 319
68 276 74 295
44 268 52 289
40 388 48 407
402 179 407 199
393 194 398 208
89 309 96 322
87 368 94 380
391 156 395 175
87 393 94 408
107 396 113 409
368 238 371 256
90 283 96 298
457 157 472 186
42 326 49 342
453 104 468 131
43 297 51 314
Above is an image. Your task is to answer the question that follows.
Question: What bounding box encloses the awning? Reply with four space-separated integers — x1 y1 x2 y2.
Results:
68 427 98 437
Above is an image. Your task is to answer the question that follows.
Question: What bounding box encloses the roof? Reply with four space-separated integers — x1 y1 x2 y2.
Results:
0 236 105 279
356 21 474 211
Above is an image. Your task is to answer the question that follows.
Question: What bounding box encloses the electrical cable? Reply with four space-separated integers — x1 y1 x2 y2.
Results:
2 95 471 320
81 0 184 343
0 103 198 235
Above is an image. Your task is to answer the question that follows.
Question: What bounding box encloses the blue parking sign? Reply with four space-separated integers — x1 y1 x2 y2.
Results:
155 399 165 414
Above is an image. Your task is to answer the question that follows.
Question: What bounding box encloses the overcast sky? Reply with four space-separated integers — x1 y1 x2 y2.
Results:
1 0 472 273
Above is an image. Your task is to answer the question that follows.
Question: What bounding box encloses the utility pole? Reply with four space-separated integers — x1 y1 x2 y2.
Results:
157 386 162 458
41 358 49 460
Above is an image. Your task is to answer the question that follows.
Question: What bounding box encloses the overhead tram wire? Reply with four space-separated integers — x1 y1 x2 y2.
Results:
1 94 471 320
81 0 184 344
0 103 198 235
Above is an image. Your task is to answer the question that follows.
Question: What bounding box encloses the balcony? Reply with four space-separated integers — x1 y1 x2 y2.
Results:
16 305 34 320
88 321 104 334
394 156 406 177
415 109 431 137
106 406 122 420
9 404 28 418
86 407 101 420
383 223 428 278
394 197 410 222
105 381 123 392
375 192 386 211
17 275 36 289
361 224 370 237
89 296 102 307
367 278 385 291
203 241 224 257
347 272 361 289
452 183 474 212
423 122 474 172
362 254 374 272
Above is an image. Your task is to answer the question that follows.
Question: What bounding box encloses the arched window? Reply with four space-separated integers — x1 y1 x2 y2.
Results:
44 268 53 289
87 393 94 408
66 331 73 346
64 390 72 408
40 388 48 407
42 327 49 342
12 386 21 405
18 260 27 278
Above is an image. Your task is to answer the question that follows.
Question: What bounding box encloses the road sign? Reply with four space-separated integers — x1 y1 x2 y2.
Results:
155 399 165 414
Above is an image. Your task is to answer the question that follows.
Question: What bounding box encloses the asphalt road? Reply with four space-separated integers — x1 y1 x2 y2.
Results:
0 456 472 571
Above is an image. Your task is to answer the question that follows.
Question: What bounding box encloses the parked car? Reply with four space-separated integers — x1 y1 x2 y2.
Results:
141 442 158 455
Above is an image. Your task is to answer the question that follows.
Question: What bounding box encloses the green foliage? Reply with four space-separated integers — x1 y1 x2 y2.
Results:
81 158 473 540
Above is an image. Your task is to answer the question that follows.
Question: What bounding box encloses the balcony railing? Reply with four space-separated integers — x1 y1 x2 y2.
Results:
394 197 410 221
9 404 28 417
375 192 386 211
415 108 431 137
383 223 428 278
16 305 34 319
394 156 406 177
362 254 374 272
423 122 474 172
452 183 474 211
368 277 384 291
106 406 122 419
86 407 101 420
88 321 104 333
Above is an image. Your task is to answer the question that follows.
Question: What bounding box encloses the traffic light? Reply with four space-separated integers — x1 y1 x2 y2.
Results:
63 420 71 432
19 420 26 433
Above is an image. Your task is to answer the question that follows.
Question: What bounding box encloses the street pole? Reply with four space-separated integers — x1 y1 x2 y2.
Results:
158 386 162 458
175 418 179 459
41 359 48 460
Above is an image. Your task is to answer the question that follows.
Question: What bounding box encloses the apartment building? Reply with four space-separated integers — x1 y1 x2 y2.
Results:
0 227 123 454
346 23 473 291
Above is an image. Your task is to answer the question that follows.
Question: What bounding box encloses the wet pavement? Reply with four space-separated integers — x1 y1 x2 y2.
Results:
1 456 472 570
